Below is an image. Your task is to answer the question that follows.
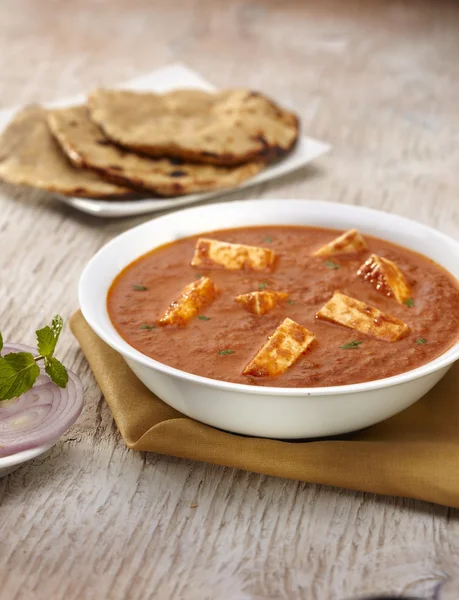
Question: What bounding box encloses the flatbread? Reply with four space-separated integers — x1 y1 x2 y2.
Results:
0 106 131 199
88 88 299 166
47 106 264 197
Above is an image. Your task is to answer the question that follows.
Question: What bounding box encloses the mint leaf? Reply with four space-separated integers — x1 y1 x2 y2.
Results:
37 315 64 357
416 338 427 344
404 297 415 307
140 324 156 330
219 349 234 356
51 315 63 340
0 352 40 401
0 331 3 353
44 357 69 388
36 326 56 357
258 283 268 291
197 316 211 321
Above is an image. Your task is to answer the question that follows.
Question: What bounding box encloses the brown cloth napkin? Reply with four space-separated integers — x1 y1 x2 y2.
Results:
71 310 459 508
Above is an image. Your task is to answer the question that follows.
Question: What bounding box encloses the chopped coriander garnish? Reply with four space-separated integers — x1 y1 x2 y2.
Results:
287 299 296 305
324 260 340 270
416 337 427 344
197 316 211 321
264 235 273 243
195 273 203 279
340 340 363 349
133 284 148 291
404 297 415 307
140 324 156 330
218 349 234 356
258 282 268 291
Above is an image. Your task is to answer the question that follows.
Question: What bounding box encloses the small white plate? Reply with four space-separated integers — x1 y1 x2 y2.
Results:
0 63 330 218
0 444 53 478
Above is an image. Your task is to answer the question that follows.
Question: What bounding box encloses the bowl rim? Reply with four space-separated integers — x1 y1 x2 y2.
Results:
79 199 459 396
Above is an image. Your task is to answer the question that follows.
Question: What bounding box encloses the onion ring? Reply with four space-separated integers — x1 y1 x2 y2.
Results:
0 343 84 457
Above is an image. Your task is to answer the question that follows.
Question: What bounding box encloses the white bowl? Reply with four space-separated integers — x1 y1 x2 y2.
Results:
79 200 459 439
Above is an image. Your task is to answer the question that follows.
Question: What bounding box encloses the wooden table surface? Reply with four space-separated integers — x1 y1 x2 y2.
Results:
1 1 459 598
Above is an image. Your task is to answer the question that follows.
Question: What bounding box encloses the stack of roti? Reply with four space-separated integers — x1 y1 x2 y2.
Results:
0 89 299 199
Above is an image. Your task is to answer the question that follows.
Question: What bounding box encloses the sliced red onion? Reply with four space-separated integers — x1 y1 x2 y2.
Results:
0 343 83 458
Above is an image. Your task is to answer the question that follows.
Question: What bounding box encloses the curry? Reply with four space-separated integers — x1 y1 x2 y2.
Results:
107 226 459 387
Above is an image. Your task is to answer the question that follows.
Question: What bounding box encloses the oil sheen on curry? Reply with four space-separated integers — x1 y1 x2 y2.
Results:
107 226 459 387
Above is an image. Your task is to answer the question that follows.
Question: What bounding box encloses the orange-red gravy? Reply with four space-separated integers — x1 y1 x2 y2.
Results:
107 226 459 387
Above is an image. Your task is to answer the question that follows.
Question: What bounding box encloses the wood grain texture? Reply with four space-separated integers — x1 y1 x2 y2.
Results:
1 0 459 598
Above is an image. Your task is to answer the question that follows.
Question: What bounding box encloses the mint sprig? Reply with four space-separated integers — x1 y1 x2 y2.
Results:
0 353 40 400
0 315 69 401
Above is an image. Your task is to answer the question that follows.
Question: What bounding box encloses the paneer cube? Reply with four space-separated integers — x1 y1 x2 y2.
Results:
191 238 275 271
316 291 409 342
357 254 411 304
313 228 368 256
159 276 218 326
235 290 289 315
243 318 315 377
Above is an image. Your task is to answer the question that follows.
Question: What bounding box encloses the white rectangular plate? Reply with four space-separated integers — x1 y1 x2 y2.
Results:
0 63 330 218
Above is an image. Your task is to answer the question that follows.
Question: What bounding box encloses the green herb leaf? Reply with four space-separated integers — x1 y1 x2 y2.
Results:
404 297 415 307
324 260 340 270
195 273 203 279
287 299 296 305
51 315 63 340
44 356 69 388
0 316 69 401
133 284 148 291
197 316 211 321
0 352 40 401
416 337 427 344
36 326 56 357
219 349 234 356
264 235 273 244
340 340 363 349
140 324 156 330
37 315 64 357
0 331 3 353
258 283 268 291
